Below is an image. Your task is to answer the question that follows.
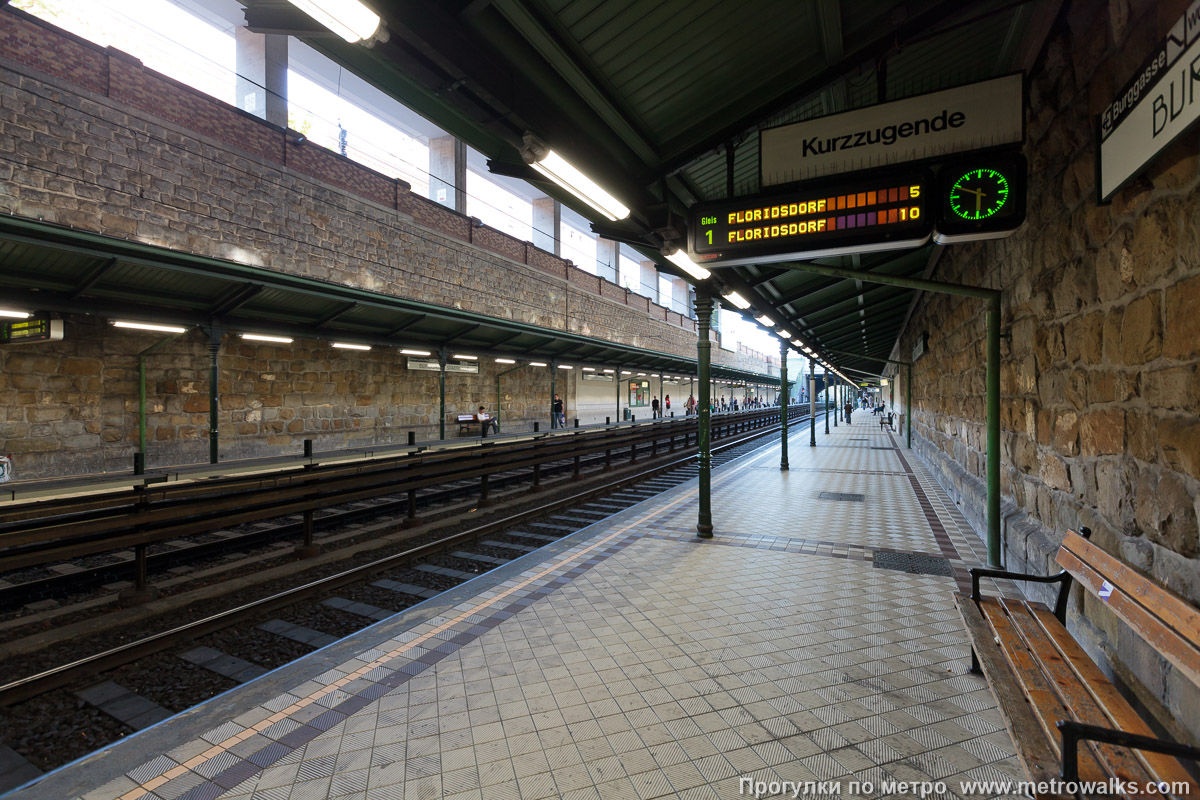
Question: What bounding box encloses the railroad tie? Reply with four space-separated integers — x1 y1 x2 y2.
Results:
479 539 537 553
505 531 557 542
370 579 439 599
179 646 268 683
450 551 508 566
0 744 42 794
322 596 394 621
414 564 476 580
257 619 339 649
74 680 173 731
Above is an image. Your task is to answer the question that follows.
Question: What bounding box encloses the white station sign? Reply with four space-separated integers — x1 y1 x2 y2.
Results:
1098 0 1200 201
761 74 1024 185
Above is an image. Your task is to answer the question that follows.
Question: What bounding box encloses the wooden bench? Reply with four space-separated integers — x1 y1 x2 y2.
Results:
453 414 476 436
956 528 1200 798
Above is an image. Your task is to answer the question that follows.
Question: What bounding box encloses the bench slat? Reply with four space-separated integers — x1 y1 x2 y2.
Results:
1057 544 1200 688
954 595 1072 794
1029 606 1200 800
979 598 1114 785
1000 598 1157 790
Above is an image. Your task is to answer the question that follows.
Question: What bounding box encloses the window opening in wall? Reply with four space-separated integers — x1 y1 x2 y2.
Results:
466 168 533 241
12 0 235 103
287 69 430 194
561 221 597 274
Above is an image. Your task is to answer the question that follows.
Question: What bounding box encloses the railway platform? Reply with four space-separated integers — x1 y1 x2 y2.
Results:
5 422 1024 800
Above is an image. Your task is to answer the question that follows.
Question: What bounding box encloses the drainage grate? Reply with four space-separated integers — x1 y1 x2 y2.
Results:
870 446 893 450
873 551 954 576
818 492 864 502
849 438 869 442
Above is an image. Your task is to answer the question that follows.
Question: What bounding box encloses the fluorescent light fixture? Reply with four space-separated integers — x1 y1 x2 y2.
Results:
755 314 774 326
557 364 573 370
451 354 478 361
582 367 596 372
664 248 711 281
0 309 31 319
651 373 660 377
791 340 803 347
285 0 380 42
112 320 187 334
777 330 791 338
637 372 646 376
241 333 293 343
529 361 548 367
621 370 632 375
332 342 371 351
881 378 889 386
495 358 517 364
722 291 751 309
603 368 615 373
401 348 432 356
522 134 628 221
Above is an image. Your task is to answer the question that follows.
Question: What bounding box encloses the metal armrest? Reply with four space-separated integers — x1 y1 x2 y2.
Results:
970 566 1068 601
1058 721 1200 783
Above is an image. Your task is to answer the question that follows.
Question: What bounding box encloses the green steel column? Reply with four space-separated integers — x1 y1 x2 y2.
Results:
438 348 447 441
779 339 789 471
806 359 816 448
616 373 621 422
832 376 838 428
550 361 557 429
824 370 830 435
906 364 913 450
207 327 221 464
695 291 714 538
987 295 1001 566
138 357 147 473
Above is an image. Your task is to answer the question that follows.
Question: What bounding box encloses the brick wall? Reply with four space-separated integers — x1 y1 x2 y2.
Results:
895 0 1200 741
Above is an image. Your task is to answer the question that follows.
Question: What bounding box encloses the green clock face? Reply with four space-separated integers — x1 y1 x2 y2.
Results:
949 168 1010 220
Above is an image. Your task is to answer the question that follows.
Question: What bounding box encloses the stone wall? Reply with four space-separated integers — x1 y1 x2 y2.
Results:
895 0 1200 741
0 315 577 476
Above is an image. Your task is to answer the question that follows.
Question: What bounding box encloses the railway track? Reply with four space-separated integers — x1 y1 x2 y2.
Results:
0 413 818 781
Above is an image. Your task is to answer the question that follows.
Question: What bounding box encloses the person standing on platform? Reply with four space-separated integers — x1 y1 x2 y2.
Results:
686 394 695 415
651 396 660 419
476 405 497 437
553 394 565 428
664 394 671 416
844 401 852 424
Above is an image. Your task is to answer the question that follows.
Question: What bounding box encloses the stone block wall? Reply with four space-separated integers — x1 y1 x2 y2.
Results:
895 0 1200 741
0 316 574 476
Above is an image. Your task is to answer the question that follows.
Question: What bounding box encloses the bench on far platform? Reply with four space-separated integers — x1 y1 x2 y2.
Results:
454 414 476 436
956 528 1200 799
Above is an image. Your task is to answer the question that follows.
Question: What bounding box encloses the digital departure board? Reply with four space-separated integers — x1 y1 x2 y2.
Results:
688 168 933 267
1 317 62 344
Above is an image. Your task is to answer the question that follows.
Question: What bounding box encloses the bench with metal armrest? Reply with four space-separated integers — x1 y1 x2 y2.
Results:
955 528 1200 799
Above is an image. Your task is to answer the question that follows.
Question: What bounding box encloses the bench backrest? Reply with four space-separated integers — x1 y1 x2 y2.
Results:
455 414 476 422
1057 530 1200 688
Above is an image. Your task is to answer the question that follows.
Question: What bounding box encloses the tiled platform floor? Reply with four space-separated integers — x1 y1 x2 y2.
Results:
8 418 1028 800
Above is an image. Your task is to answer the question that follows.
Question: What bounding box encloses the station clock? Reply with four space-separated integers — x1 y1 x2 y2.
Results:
934 152 1027 244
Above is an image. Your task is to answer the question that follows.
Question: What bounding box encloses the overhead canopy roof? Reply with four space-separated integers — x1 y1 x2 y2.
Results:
244 0 1057 378
0 216 773 384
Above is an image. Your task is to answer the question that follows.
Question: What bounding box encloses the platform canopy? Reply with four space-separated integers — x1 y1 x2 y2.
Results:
245 0 1056 378
0 216 770 384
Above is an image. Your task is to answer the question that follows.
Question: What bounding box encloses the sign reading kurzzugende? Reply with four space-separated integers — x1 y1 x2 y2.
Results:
760 75 1023 185
1098 0 1200 201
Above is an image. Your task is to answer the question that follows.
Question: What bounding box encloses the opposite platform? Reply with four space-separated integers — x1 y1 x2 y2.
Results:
6 419 1025 800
